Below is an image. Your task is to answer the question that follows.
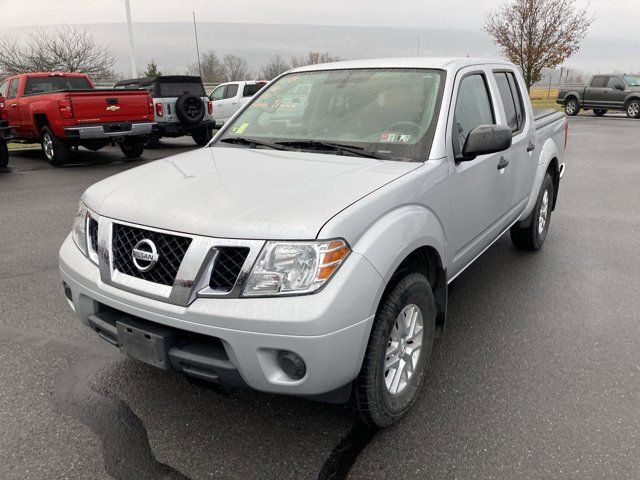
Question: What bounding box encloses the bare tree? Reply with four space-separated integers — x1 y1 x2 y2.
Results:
222 54 250 81
0 25 116 81
188 50 226 83
290 51 340 68
483 0 593 90
260 54 290 80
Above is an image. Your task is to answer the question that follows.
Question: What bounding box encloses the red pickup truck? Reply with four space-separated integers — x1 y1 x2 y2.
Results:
0 72 156 165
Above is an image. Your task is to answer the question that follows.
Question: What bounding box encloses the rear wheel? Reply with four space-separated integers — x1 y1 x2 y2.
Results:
40 126 69 166
192 127 213 146
564 98 580 116
593 109 607 117
626 99 640 119
510 173 555 251
351 272 435 428
0 138 8 168
119 138 145 159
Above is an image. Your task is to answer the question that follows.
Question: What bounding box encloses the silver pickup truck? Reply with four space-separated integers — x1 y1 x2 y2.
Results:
59 58 566 427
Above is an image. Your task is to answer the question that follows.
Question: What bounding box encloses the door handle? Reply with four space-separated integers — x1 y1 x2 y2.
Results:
497 157 509 170
527 142 536 152
10 103 17 107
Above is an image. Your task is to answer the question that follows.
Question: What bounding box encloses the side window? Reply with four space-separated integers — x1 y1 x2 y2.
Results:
0 81 7 98
493 71 525 134
494 72 518 133
606 77 623 89
7 79 19 99
242 83 262 97
453 74 494 156
210 85 225 101
224 83 239 99
590 76 607 88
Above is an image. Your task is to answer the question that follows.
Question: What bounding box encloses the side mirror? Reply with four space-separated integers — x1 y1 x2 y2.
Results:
459 125 512 161
614 83 625 91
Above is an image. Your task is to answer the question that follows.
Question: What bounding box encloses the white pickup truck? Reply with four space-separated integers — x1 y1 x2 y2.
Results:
59 58 566 427
209 80 267 126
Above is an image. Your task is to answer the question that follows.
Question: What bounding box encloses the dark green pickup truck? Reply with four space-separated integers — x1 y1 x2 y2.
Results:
557 74 640 118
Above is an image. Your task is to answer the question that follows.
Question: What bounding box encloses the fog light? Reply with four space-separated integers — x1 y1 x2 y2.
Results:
278 350 306 380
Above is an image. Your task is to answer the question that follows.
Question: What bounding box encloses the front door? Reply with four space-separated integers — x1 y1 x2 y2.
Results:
447 69 512 277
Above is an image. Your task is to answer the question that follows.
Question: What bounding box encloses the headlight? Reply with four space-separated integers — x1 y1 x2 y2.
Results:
243 239 350 296
71 202 89 256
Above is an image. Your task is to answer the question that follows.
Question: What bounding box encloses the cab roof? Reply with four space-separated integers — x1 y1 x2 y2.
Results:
289 57 514 74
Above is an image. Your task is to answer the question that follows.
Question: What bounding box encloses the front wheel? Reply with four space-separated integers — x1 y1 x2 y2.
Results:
593 109 607 117
510 173 555 251
0 139 8 168
119 138 145 159
41 126 69 166
351 272 435 428
564 99 580 116
626 99 640 119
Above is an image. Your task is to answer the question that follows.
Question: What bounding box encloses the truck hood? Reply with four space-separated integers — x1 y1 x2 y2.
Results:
83 146 420 240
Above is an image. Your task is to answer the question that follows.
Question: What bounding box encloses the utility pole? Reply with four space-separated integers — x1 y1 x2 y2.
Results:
416 37 420 57
193 11 202 78
124 0 137 77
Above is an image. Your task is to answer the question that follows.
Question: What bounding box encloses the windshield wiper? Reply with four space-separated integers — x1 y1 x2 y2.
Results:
219 137 287 151
275 140 388 160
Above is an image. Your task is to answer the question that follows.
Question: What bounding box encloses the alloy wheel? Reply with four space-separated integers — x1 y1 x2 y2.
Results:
384 304 424 396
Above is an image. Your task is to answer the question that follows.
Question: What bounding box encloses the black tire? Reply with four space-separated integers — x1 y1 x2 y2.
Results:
352 272 435 428
192 127 213 146
0 138 8 168
40 126 69 166
145 132 161 148
510 172 555 251
175 94 205 125
593 109 607 117
626 99 640 119
564 98 580 116
119 138 145 159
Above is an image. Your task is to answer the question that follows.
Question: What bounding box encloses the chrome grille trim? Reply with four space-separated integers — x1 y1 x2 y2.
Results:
96 216 264 307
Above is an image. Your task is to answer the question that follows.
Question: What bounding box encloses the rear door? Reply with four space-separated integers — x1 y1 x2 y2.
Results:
4 78 22 136
584 76 608 107
492 70 535 214
446 68 512 277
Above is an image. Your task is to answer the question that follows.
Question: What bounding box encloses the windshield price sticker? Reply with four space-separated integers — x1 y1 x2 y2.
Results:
380 132 411 143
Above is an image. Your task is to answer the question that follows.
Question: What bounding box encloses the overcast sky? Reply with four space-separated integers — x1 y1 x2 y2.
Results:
0 0 637 74
0 0 635 38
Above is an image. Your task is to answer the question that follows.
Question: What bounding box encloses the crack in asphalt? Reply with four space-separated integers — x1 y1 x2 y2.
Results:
317 421 378 480
1 325 378 480
52 356 192 480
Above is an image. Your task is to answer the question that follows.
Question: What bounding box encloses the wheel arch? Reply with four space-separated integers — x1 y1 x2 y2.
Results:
33 113 50 133
349 204 449 337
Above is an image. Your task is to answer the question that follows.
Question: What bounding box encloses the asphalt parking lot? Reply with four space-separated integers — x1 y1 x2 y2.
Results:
1 116 639 480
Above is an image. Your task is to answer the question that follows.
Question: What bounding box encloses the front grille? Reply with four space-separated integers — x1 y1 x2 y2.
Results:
88 218 99 253
112 223 192 286
209 247 250 292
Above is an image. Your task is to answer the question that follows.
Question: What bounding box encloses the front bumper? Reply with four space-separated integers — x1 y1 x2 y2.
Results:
64 122 155 140
59 235 382 396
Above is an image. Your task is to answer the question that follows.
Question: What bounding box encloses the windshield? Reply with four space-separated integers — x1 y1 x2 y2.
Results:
24 76 91 95
624 76 640 87
215 68 446 161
